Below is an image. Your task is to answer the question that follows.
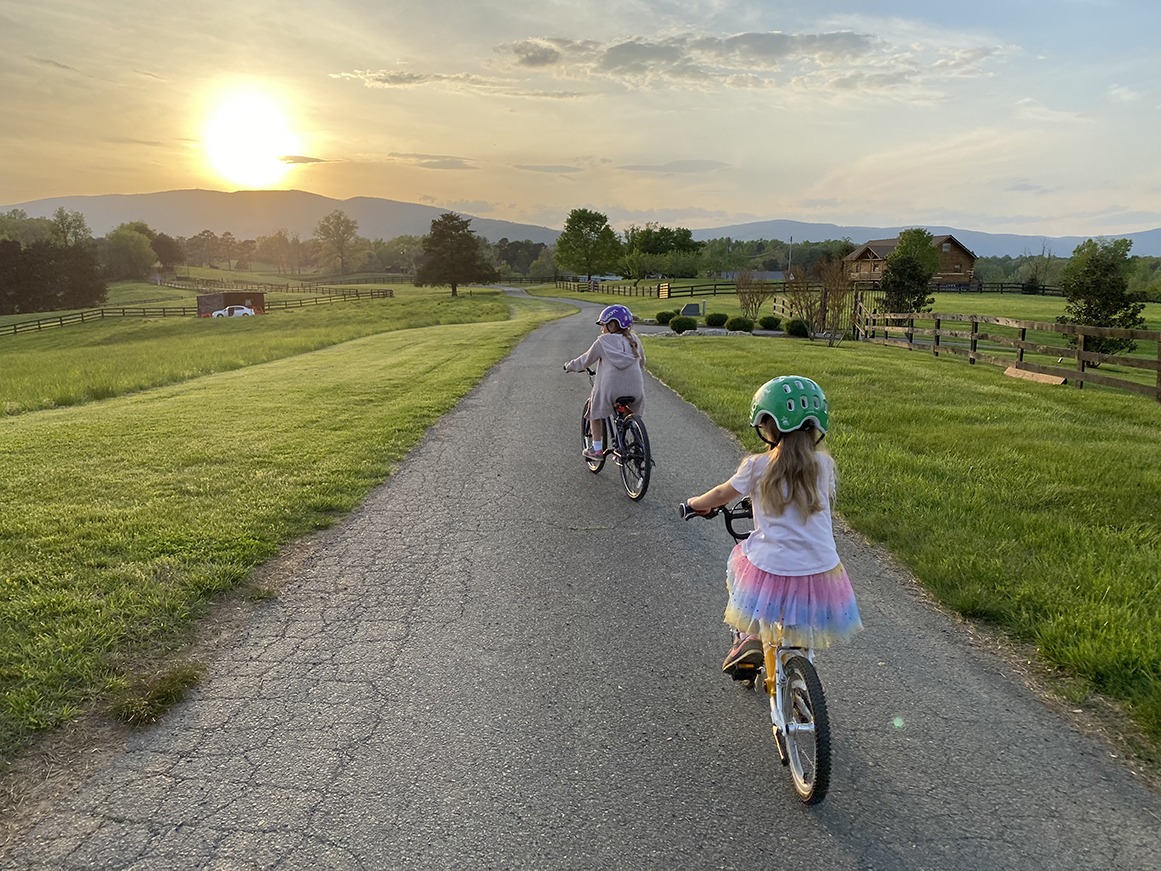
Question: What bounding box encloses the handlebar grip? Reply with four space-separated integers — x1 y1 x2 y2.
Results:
678 502 697 520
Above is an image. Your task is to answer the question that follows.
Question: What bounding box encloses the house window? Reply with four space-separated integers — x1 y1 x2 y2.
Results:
953 264 962 273
942 242 951 252
872 262 880 272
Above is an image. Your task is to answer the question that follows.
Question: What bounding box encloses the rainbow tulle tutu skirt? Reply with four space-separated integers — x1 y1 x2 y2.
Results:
724 543 862 650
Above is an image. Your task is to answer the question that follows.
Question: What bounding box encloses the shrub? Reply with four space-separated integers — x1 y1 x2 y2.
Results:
656 310 677 325
725 316 755 332
786 318 811 338
669 316 698 333
704 312 729 327
758 315 781 331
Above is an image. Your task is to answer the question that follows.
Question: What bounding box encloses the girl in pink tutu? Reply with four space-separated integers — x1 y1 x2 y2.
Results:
683 375 862 675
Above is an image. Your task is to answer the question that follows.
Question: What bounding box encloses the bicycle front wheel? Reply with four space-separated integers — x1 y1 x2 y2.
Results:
618 415 651 500
781 655 831 805
582 400 604 473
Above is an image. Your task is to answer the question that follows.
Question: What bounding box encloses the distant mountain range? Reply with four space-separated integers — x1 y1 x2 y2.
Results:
5 189 1160 258
689 219 1161 259
2 189 561 246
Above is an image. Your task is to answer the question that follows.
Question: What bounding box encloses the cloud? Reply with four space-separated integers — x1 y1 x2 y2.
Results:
494 30 1001 97
29 57 82 74
389 152 478 171
1014 98 1087 122
618 160 729 173
331 70 587 99
1106 85 1140 103
1006 182 1050 194
439 200 494 214
515 165 584 173
280 155 331 164
106 137 166 147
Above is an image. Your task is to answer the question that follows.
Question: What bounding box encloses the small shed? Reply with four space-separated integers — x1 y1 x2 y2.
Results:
197 292 266 317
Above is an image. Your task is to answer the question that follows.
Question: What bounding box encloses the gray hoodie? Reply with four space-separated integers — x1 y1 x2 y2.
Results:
565 332 646 419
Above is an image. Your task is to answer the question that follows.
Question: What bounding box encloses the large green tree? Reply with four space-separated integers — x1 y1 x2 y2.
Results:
49 208 92 248
313 210 360 274
1057 237 1145 358
554 208 621 280
880 228 939 312
99 226 156 281
414 212 498 297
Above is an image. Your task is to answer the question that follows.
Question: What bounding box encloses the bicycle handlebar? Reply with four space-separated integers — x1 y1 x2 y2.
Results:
678 497 753 541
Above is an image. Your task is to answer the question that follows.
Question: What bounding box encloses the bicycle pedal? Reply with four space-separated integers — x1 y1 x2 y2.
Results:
730 664 759 683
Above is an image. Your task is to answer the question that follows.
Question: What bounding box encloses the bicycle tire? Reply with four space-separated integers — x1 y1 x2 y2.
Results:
618 415 651 500
781 655 831 805
582 400 605 473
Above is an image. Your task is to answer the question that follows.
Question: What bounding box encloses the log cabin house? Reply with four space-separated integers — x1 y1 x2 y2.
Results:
844 234 977 284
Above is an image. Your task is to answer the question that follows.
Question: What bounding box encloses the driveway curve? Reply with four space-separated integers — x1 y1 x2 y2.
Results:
5 293 1160 870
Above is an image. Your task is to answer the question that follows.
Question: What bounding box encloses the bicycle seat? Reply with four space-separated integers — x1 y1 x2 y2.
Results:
614 395 637 406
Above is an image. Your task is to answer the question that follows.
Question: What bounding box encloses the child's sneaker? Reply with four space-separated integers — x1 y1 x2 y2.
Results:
722 634 763 674
582 446 605 460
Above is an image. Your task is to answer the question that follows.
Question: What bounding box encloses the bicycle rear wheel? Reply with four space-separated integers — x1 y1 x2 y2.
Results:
582 400 605 473
618 415 651 500
780 655 831 805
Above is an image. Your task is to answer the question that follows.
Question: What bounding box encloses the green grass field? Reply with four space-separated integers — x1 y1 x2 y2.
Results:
642 334 1161 747
0 293 572 758
1 287 502 415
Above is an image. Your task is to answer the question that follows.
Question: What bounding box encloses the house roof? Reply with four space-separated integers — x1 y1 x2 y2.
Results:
843 234 977 262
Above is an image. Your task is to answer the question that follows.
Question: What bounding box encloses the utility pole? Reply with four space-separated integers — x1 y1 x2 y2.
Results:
788 236 793 278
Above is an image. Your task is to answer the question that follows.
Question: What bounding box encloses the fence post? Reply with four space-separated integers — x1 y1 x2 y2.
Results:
1076 331 1086 389
933 317 940 357
969 319 978 364
907 318 914 349
1018 327 1026 364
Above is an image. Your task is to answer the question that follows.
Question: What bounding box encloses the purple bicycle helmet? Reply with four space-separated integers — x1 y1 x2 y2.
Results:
597 304 633 330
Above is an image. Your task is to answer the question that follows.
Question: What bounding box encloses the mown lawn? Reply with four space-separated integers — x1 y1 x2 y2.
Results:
1 290 507 415
0 295 570 759
643 334 1161 746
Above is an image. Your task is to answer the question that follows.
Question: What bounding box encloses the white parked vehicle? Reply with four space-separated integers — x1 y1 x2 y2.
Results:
212 305 255 317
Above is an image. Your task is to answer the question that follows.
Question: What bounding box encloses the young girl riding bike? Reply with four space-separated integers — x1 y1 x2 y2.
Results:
683 376 862 675
563 304 646 460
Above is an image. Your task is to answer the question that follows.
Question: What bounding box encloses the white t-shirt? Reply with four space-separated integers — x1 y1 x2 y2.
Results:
728 451 841 577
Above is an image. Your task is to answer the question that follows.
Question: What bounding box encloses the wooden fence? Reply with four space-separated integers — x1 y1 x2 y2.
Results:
857 305 1161 401
1 289 393 338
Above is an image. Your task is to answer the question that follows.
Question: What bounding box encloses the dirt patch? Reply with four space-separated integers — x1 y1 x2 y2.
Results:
0 529 334 860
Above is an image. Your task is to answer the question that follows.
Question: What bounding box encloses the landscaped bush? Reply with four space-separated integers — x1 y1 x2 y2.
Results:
704 312 729 327
656 310 677 325
725 316 755 332
758 315 781 331
786 318 811 338
669 316 698 333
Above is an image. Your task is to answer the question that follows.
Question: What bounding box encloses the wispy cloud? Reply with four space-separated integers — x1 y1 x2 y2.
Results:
1106 85 1141 103
515 165 584 173
29 56 83 74
389 152 478 170
280 155 331 164
331 70 588 99
1014 98 1088 122
617 160 729 173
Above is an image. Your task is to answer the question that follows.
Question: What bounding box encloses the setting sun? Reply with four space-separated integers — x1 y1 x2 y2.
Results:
203 90 301 188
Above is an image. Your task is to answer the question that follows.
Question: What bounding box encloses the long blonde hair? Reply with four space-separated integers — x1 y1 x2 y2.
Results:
753 423 829 518
603 321 640 358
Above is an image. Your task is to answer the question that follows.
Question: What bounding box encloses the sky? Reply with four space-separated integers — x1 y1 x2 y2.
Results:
2 0 1160 235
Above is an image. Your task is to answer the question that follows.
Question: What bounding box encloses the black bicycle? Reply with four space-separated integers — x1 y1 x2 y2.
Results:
680 498 832 805
581 370 652 500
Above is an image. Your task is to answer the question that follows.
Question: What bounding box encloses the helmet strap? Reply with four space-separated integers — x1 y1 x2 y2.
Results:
755 423 781 447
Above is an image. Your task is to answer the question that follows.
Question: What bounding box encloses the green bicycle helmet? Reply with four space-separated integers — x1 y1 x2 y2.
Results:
750 376 829 438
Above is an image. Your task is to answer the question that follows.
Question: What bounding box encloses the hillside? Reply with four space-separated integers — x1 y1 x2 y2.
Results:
2 190 561 245
6 189 1160 257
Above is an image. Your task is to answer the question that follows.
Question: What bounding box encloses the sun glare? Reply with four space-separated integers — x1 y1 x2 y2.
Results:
204 91 301 188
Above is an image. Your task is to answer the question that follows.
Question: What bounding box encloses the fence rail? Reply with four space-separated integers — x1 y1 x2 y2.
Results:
857 306 1161 401
1 289 393 338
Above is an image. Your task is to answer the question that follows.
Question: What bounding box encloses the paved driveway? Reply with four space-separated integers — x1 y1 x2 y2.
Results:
6 296 1160 870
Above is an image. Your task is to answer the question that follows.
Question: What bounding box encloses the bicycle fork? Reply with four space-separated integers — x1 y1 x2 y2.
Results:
764 642 813 765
